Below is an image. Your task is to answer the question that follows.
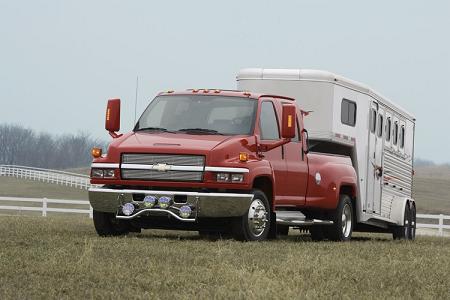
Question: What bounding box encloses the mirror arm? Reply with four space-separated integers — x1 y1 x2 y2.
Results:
259 138 291 152
109 131 123 139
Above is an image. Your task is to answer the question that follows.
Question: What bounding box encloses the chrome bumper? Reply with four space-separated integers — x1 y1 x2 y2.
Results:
88 187 254 221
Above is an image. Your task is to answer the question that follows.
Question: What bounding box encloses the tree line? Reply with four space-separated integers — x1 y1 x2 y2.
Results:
0 123 106 170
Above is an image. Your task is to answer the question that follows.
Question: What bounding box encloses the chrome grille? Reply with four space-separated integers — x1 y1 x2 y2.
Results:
121 153 205 182
122 154 204 166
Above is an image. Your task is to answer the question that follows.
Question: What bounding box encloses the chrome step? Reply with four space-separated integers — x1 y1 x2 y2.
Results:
275 211 334 226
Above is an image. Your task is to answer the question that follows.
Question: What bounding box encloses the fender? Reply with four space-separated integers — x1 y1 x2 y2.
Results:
305 153 357 210
391 197 415 226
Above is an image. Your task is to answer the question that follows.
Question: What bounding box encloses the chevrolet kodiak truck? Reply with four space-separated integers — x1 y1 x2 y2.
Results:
89 89 360 241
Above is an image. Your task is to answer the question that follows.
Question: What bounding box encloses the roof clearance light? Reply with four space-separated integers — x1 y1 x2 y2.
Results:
203 89 209 93
214 89 221 93
143 195 157 208
122 203 135 216
179 206 192 218
91 147 102 158
158 196 172 209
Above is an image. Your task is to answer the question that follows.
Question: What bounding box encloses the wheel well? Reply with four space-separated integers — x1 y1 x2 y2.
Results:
340 185 357 219
252 176 273 206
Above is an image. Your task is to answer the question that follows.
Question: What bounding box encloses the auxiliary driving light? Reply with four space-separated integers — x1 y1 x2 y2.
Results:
143 195 157 208
158 196 172 209
179 205 192 219
122 203 135 216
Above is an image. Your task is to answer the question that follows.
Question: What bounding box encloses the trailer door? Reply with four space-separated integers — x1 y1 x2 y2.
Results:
366 102 383 214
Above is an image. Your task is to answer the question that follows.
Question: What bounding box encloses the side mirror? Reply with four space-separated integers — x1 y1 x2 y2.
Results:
105 98 121 136
281 104 296 139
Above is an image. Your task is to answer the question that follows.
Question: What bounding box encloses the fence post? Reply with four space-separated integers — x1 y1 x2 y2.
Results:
42 198 47 217
89 206 93 218
439 214 444 236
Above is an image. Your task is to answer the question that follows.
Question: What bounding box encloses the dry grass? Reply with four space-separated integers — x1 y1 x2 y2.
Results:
0 216 449 299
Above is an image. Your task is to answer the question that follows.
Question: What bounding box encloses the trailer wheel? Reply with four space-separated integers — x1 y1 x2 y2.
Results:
93 210 129 236
232 189 270 241
409 203 416 240
327 194 354 241
392 204 411 240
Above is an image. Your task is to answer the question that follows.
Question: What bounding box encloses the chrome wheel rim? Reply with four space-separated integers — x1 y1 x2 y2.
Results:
341 204 352 238
248 199 268 237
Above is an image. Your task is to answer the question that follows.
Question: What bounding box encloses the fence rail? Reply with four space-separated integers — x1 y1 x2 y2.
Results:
0 165 94 190
0 196 92 218
0 196 449 236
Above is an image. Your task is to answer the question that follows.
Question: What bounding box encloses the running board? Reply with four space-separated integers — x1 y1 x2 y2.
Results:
275 211 334 226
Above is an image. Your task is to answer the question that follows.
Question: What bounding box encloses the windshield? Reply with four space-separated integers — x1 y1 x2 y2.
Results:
134 95 257 135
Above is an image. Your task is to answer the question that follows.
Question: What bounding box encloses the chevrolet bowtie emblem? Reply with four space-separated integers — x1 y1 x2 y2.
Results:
153 163 171 172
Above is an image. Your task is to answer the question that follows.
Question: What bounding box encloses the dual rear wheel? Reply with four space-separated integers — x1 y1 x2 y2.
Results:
392 202 416 240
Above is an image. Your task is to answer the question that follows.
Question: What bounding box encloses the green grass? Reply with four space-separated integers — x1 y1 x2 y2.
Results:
0 177 88 200
0 216 449 299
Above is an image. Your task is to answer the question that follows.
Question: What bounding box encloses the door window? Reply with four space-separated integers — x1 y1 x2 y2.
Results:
385 117 391 141
259 101 280 140
393 122 399 145
370 109 377 133
341 99 357 126
377 114 383 137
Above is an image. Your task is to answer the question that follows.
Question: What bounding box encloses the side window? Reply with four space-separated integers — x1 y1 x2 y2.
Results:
385 117 391 141
291 118 301 142
370 109 377 133
393 121 398 145
377 114 383 137
341 99 357 126
259 101 280 140
400 126 405 148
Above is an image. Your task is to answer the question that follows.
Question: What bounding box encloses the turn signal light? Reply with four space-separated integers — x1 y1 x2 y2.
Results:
91 147 102 158
239 152 249 162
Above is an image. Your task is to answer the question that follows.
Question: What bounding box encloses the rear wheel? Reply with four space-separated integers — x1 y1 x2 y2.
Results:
93 210 130 236
393 203 411 240
232 189 270 241
327 194 354 241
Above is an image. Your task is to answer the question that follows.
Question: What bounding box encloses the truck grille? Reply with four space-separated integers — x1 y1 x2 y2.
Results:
121 154 205 182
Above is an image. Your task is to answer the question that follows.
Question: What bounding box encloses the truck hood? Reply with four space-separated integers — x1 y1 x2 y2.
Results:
105 132 237 159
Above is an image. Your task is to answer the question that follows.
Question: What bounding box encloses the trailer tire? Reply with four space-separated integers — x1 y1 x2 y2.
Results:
232 189 270 241
93 210 129 236
409 203 416 240
327 194 354 241
392 204 411 240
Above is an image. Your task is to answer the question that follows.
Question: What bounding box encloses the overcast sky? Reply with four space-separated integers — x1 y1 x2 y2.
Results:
1 1 449 163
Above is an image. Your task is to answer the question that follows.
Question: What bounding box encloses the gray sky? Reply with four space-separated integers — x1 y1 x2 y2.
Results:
1 0 449 163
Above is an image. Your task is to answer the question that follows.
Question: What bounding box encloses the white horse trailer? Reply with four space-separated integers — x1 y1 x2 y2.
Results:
237 68 416 238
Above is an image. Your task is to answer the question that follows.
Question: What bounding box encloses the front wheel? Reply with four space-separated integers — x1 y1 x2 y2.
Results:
232 189 271 241
93 210 130 236
327 194 354 241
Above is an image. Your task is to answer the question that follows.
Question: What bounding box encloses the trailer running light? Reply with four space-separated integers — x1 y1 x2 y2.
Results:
179 205 192 218
122 203 135 216
143 195 157 208
158 196 172 209
91 147 102 158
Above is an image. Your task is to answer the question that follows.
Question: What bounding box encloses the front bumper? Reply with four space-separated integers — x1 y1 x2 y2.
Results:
88 187 254 222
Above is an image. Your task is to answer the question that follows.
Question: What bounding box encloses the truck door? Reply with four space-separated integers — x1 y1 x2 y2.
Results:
366 102 384 214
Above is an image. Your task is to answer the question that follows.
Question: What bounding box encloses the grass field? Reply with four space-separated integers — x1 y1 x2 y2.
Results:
0 216 449 299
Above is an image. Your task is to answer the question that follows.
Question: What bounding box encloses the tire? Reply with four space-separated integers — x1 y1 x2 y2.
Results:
409 203 416 240
327 194 354 241
392 203 411 240
309 226 326 241
93 210 130 236
232 189 271 241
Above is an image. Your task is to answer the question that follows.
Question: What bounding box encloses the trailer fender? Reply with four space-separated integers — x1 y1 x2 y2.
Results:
390 197 415 226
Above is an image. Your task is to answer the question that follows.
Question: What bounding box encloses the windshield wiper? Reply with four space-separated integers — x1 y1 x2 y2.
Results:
177 128 223 135
134 127 176 133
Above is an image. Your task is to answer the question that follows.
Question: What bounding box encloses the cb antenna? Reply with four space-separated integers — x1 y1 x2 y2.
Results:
133 76 139 125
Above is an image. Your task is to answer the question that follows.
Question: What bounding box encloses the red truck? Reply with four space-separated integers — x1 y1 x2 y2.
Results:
89 90 358 241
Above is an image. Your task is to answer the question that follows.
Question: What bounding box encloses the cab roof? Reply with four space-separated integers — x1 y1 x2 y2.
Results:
158 89 295 102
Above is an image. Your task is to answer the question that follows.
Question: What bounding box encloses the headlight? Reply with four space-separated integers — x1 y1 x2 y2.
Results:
103 169 115 178
90 168 116 179
216 173 244 183
91 168 104 178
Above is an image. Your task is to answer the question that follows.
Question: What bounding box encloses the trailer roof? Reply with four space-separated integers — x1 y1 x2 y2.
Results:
237 68 415 121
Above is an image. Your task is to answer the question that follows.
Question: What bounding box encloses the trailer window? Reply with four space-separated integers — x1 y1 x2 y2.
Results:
393 122 398 145
370 109 377 133
385 118 391 141
259 101 280 140
341 99 357 126
377 114 383 137
400 126 405 148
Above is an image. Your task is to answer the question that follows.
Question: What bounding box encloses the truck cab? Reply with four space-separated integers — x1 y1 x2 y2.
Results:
89 90 358 241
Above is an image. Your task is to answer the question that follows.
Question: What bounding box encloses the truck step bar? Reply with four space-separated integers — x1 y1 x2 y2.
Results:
275 211 334 226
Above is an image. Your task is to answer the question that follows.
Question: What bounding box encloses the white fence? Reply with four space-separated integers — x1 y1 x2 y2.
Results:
417 214 450 236
0 164 94 190
0 196 93 218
